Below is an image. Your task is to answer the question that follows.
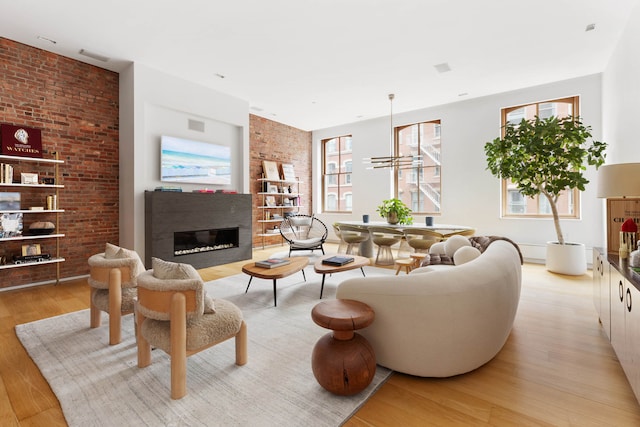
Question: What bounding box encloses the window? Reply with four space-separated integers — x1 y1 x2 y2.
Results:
394 120 441 214
500 96 580 218
322 135 353 212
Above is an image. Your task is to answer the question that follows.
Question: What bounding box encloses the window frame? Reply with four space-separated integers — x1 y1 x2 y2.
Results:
393 119 442 215
321 135 353 213
500 96 581 219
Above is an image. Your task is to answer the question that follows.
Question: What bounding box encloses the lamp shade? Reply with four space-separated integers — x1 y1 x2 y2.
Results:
596 162 640 198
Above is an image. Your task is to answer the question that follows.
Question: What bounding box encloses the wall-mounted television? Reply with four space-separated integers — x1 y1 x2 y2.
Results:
161 135 231 185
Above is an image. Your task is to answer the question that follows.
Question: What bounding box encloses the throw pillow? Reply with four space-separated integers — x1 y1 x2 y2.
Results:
151 258 216 314
444 235 471 256
429 242 446 255
420 253 454 267
104 242 120 259
453 246 482 265
152 257 200 280
114 247 146 277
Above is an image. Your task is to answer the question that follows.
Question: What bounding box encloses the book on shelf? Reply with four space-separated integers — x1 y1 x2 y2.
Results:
154 186 182 192
255 258 290 268
322 256 355 266
1 163 14 184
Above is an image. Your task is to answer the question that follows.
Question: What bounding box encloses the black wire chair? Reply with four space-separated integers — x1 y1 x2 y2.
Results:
279 214 328 256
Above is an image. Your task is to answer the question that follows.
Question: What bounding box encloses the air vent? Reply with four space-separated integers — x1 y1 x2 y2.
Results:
188 119 205 132
434 63 452 73
78 49 110 62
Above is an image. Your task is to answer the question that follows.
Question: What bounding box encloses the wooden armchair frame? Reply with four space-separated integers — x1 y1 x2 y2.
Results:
88 254 139 345
136 283 247 399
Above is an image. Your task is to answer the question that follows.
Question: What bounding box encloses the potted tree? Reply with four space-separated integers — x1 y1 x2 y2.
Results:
376 198 413 225
484 115 607 275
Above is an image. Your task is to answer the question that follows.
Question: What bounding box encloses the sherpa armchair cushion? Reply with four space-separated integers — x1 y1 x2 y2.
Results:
141 298 243 352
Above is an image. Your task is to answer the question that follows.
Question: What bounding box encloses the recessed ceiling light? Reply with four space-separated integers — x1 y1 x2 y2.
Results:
458 92 469 97
37 35 57 44
434 63 452 73
214 73 226 79
250 106 264 112
78 49 110 62
586 23 596 32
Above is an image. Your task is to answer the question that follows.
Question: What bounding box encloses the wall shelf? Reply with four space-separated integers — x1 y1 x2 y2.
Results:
0 257 65 270
0 153 64 283
256 175 302 248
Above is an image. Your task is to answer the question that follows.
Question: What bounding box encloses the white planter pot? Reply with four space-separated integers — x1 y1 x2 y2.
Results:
545 241 586 276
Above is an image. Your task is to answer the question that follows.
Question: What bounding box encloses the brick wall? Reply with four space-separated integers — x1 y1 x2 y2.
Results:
0 38 312 288
249 115 312 248
0 38 119 288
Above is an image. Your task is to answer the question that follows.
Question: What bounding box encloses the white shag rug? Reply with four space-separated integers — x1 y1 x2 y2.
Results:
16 265 393 427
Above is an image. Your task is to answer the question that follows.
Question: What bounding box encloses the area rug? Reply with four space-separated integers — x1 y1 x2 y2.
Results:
16 265 393 427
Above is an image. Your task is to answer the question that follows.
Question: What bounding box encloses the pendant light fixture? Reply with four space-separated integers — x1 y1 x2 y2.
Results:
363 94 422 170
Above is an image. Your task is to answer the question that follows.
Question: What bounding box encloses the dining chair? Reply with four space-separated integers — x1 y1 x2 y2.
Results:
369 226 405 265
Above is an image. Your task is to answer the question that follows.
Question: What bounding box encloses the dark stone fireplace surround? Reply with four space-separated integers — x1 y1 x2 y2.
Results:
145 191 252 269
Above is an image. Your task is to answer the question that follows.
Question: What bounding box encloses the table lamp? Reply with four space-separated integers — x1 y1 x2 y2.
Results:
597 163 640 258
596 163 640 199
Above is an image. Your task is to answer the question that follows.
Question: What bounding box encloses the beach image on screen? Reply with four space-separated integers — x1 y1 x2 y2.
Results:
161 136 231 185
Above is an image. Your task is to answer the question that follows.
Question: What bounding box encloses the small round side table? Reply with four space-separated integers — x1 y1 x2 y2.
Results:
311 299 376 395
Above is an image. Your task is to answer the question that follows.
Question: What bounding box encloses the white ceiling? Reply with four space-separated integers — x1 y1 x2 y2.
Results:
1 0 638 131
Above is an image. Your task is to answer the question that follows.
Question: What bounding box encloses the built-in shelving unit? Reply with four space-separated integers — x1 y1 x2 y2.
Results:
256 177 303 248
0 153 64 280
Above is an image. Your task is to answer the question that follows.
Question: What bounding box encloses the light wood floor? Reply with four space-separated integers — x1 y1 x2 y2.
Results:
1 244 639 426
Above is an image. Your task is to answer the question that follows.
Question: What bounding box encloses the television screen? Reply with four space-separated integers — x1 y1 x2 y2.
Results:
161 136 231 185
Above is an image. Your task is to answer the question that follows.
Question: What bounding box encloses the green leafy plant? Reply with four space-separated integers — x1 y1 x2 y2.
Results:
484 115 607 245
376 198 413 225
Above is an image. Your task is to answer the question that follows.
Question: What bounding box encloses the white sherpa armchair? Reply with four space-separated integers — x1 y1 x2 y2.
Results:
136 258 247 399
88 243 146 345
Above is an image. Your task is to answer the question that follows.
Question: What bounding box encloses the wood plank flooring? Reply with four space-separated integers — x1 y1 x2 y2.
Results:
1 244 639 426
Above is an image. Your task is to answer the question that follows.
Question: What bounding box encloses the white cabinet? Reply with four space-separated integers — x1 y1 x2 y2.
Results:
625 278 640 401
610 267 627 368
595 248 640 402
0 154 64 280
593 250 611 339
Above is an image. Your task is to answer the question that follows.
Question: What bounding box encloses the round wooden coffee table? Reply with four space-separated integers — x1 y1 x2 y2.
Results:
311 299 375 395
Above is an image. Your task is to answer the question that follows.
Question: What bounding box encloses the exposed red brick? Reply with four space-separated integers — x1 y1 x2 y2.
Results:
249 115 312 248
0 38 119 288
0 38 312 288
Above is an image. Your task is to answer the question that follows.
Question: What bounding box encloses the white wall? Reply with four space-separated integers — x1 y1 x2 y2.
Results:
599 1 640 252
119 63 250 260
602 1 640 164
313 74 604 262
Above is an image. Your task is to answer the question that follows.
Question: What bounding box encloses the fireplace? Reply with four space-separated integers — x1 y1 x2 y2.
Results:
145 191 252 269
174 227 239 256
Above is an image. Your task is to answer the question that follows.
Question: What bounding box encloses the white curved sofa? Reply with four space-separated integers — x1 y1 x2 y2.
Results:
335 239 522 377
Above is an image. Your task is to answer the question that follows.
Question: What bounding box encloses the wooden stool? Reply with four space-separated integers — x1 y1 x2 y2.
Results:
394 258 414 275
410 252 428 269
311 299 375 395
